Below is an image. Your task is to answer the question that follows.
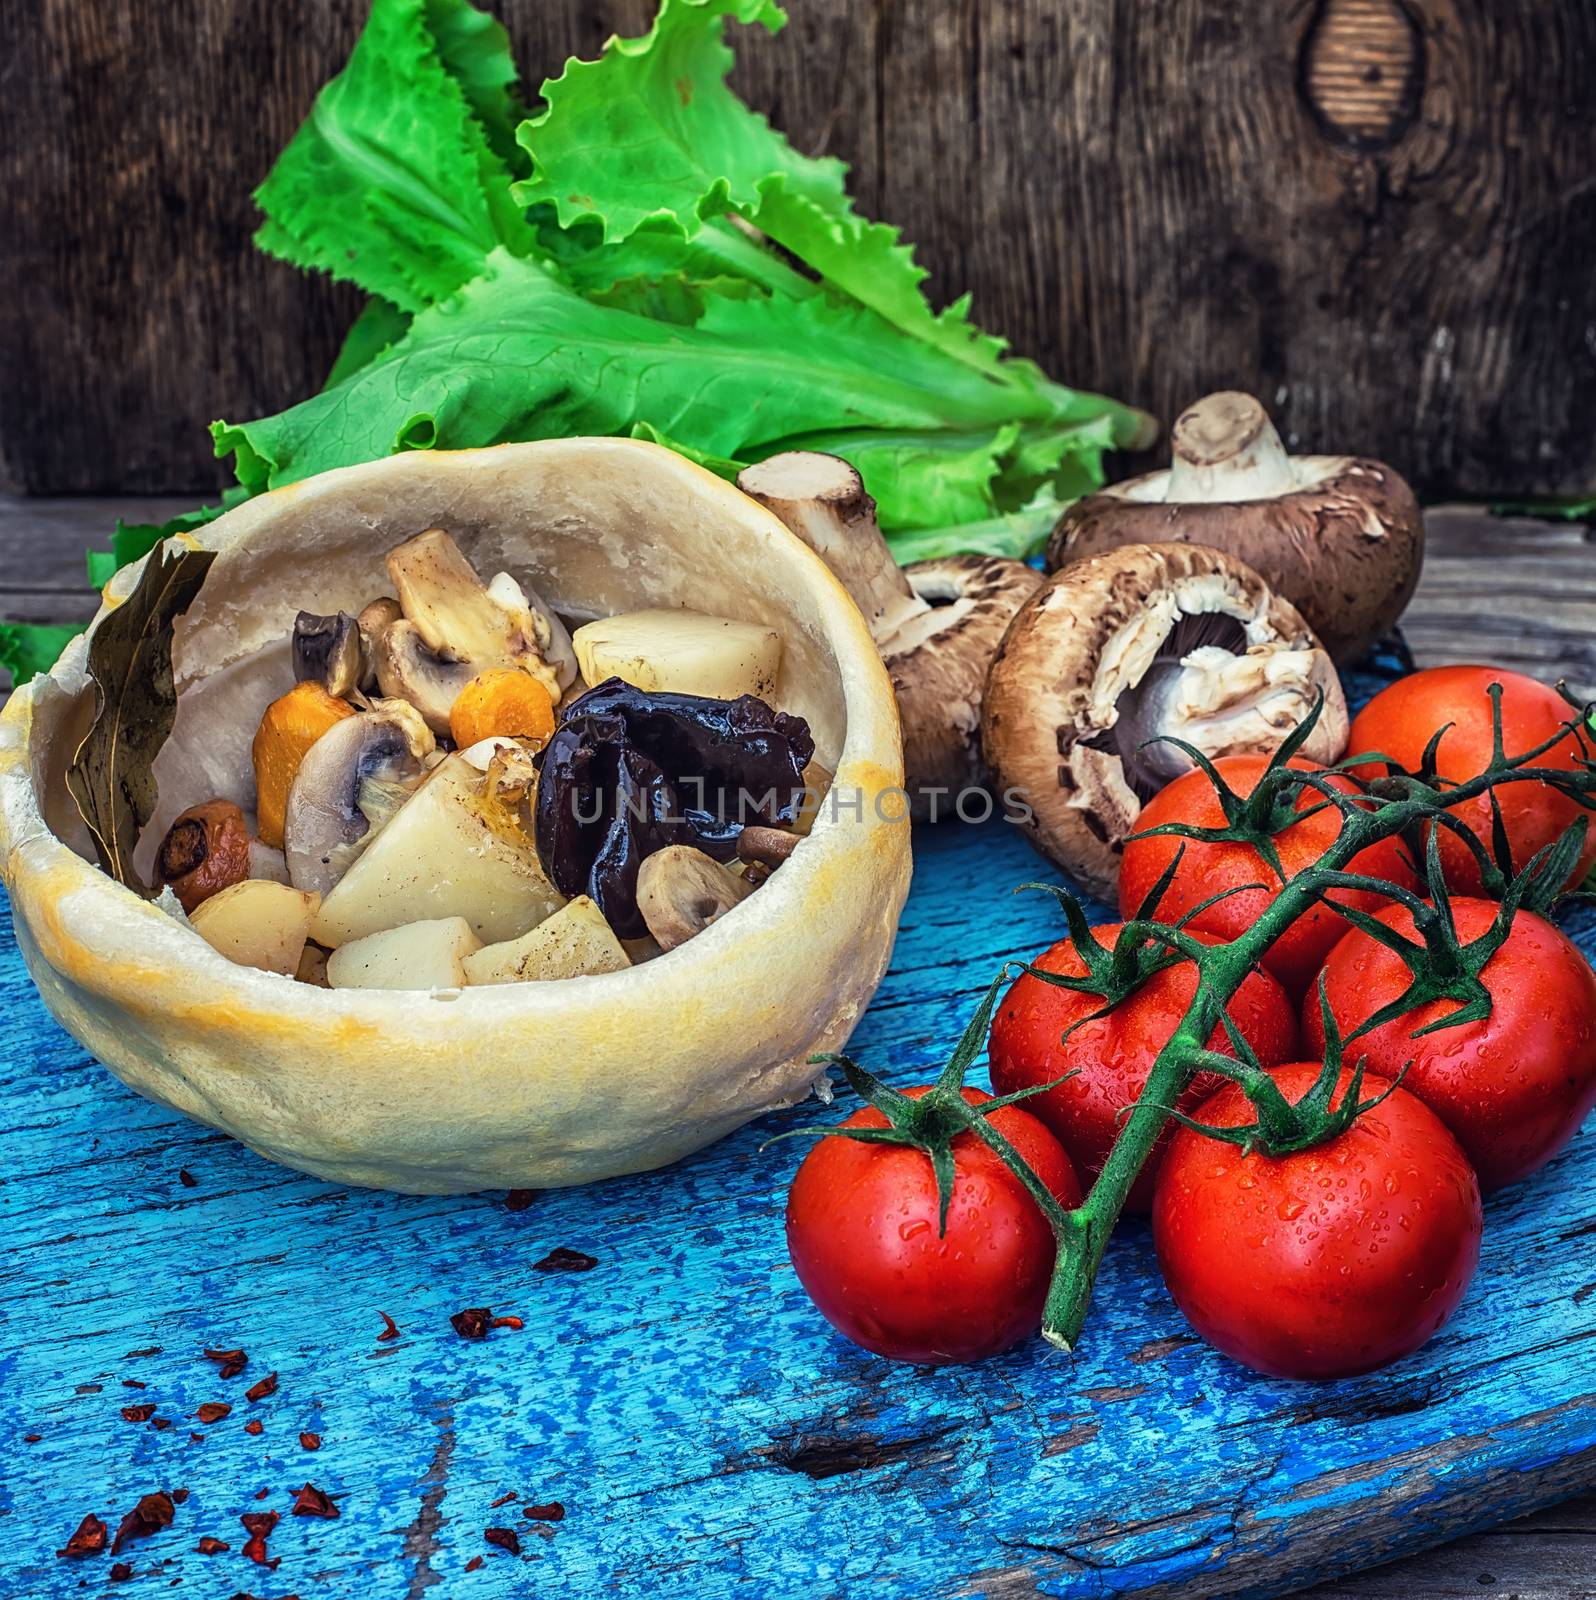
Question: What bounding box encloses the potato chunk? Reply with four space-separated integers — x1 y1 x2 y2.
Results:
189 880 320 976
572 609 782 701
312 753 563 947
463 896 630 984
326 917 482 991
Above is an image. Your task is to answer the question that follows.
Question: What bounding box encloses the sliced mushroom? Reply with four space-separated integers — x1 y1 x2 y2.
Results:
488 571 580 694
386 529 563 703
1046 392 1423 661
282 702 436 896
982 541 1348 900
371 620 479 736
739 452 1039 818
292 611 363 697
357 597 403 680
637 845 753 950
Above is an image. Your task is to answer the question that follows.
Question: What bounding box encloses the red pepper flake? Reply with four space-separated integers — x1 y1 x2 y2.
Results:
526 1502 565 1521
172 1489 190 1504
24 1433 42 1443
122 1379 148 1390
291 1483 340 1520
240 1510 280 1569
504 1189 537 1211
244 1419 264 1436
178 1168 198 1187
204 1347 248 1380
376 1311 399 1342
450 1307 524 1339
244 1372 278 1403
109 1561 133 1581
465 1555 485 1572
57 1513 109 1559
151 1416 173 1430
488 1492 518 1509
484 1527 521 1556
253 1488 270 1500
120 1403 158 1423
196 1536 230 1554
195 1402 232 1423
533 1247 598 1273
189 1432 206 1443
111 1491 175 1554
299 1431 321 1451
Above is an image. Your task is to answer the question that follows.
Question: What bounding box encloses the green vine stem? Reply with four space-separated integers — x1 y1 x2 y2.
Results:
1033 687 1596 1350
795 686 1596 1357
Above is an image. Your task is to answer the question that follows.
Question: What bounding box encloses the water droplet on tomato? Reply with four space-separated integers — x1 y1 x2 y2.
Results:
899 1219 931 1241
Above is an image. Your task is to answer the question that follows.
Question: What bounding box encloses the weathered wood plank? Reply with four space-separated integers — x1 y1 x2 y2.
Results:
2 2 1593 496
1305 1493 1596 1600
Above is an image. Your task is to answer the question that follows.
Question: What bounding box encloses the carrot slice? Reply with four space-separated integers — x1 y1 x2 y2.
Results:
449 668 556 750
252 681 357 848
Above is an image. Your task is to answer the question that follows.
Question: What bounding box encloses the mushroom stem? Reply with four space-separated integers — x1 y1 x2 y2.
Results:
1166 392 1298 504
738 452 929 644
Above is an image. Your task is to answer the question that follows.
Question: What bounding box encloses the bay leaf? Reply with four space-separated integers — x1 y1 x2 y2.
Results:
66 541 216 892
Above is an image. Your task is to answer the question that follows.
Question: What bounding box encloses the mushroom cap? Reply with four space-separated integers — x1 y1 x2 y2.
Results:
885 555 1043 821
282 704 434 896
982 542 1347 901
1047 458 1423 663
0 439 908 1194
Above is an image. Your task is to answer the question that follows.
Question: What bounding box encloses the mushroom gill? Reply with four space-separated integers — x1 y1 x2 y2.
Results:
982 542 1347 900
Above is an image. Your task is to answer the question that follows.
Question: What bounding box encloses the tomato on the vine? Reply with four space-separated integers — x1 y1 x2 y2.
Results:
1118 755 1419 997
1346 665 1596 895
1153 1065 1482 1379
989 924 1298 1210
785 1087 1079 1365
1307 897 1596 1191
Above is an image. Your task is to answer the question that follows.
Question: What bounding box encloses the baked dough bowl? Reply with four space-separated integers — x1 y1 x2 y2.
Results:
0 440 911 1193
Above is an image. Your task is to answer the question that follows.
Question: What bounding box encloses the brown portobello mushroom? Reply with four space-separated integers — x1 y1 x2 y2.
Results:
1047 391 1423 662
982 541 1347 900
738 451 1040 820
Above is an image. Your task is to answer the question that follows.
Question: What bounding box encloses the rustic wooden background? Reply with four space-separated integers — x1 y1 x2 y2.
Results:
3 0 1595 498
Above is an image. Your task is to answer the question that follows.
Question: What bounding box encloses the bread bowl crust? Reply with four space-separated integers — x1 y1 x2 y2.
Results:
0 440 910 1193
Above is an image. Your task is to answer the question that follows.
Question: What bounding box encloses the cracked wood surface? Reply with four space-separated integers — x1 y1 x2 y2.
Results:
1 524 1593 1598
3 3 1595 499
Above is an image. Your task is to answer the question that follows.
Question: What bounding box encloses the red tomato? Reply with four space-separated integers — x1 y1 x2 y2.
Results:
786 1087 1080 1364
1119 755 1419 998
1346 665 1596 895
989 924 1298 1211
1153 1065 1482 1379
1306 897 1596 1191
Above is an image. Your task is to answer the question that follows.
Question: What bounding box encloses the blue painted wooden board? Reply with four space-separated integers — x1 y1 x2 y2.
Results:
3 666 1595 1598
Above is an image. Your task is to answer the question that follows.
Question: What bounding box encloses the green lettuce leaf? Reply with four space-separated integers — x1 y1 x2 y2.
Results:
516 0 1151 448
325 297 413 388
213 250 1080 492
84 493 247 590
424 0 527 172
254 0 532 313
0 622 84 689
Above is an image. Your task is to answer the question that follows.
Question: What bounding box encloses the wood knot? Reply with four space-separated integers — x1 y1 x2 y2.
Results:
1300 0 1424 151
